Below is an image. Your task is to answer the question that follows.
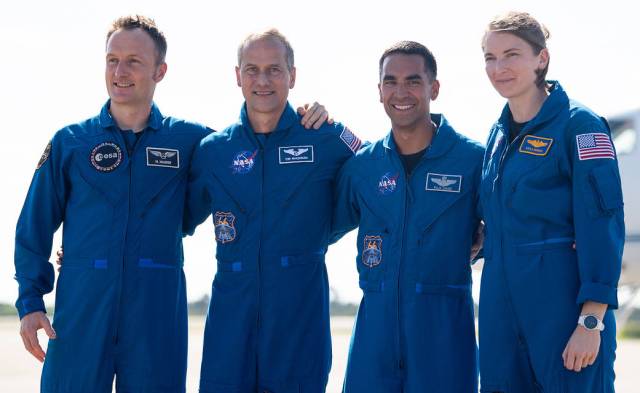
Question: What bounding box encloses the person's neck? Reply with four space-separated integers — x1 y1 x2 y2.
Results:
392 117 435 155
247 107 285 134
109 102 151 132
508 86 549 123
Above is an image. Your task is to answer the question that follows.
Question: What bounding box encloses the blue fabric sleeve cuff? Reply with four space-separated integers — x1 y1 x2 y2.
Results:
16 297 46 319
577 282 618 309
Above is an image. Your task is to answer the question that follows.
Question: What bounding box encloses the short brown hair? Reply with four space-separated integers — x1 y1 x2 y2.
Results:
237 29 294 71
106 15 167 64
483 11 550 88
379 41 437 81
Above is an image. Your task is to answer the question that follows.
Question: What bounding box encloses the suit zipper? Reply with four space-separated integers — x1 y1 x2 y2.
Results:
112 130 147 344
395 153 413 372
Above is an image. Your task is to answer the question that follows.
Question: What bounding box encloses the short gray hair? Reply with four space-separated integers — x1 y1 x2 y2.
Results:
237 28 294 71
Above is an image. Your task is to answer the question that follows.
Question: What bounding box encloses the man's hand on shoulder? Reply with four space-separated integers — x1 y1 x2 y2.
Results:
297 102 333 129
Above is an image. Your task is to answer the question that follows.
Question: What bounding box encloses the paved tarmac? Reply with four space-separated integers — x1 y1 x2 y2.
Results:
1 316 637 392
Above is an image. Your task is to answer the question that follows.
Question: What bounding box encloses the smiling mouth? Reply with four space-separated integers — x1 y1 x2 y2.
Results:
392 104 415 111
253 91 275 96
114 82 134 88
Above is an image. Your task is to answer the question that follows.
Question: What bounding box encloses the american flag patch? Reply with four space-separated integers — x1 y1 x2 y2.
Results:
340 127 362 153
576 133 615 161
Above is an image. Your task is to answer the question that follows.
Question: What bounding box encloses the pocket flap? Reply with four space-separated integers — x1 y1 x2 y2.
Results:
590 165 624 212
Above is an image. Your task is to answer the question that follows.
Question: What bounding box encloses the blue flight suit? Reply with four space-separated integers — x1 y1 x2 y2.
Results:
332 114 483 393
14 102 210 393
479 82 623 393
184 103 359 393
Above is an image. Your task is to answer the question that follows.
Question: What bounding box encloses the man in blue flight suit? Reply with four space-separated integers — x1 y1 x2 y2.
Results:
184 29 362 393
331 41 483 392
14 15 210 393
15 17 330 393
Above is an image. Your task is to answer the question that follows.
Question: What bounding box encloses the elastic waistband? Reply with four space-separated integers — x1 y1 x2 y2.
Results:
217 249 326 272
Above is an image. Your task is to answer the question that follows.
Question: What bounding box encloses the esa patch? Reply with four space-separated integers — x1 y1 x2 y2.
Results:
146 147 179 168
278 145 314 164
214 212 236 244
90 142 122 172
36 141 52 170
519 135 553 156
426 173 462 193
362 235 382 267
378 172 399 195
340 127 362 153
576 133 615 160
231 150 258 174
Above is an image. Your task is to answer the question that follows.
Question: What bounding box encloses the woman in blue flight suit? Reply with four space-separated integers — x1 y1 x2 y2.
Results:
479 12 623 393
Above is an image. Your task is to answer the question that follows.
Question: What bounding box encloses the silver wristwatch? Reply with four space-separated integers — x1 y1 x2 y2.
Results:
578 314 605 331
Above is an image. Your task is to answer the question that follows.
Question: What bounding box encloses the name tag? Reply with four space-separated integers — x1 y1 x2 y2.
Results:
519 135 553 156
278 145 314 164
146 147 179 168
426 173 462 193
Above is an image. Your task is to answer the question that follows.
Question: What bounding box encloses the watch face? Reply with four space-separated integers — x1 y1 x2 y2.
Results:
584 315 598 329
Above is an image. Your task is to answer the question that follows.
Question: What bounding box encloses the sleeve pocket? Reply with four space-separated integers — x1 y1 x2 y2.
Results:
589 165 624 214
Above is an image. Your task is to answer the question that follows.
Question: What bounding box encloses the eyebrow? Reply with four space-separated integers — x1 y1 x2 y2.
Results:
484 47 521 57
503 47 521 54
382 74 423 81
243 63 281 68
105 52 141 58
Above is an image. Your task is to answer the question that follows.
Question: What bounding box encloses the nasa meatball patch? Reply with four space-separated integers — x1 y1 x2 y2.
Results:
36 141 52 170
231 150 258 174
90 142 122 172
146 147 179 168
377 172 399 195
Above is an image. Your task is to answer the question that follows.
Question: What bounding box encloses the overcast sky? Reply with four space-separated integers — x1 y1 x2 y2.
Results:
1 0 638 306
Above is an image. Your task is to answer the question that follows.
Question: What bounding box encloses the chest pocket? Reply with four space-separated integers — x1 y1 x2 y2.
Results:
416 165 477 236
136 148 187 216
274 150 334 205
505 152 564 213
73 143 129 206
419 185 472 235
